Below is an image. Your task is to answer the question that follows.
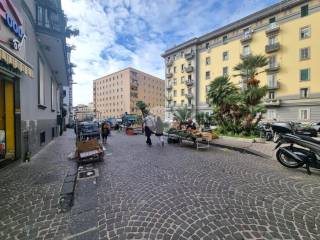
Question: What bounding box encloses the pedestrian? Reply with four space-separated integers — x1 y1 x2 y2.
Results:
155 116 164 147
144 113 155 146
101 122 110 144
186 118 196 130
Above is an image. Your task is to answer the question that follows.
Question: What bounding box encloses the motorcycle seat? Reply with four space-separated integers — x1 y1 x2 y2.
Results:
296 134 320 145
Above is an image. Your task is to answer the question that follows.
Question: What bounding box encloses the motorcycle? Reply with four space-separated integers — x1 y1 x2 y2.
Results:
272 123 320 175
257 123 273 141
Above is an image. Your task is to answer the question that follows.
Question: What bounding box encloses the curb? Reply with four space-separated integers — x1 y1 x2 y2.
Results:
59 168 78 212
209 141 272 159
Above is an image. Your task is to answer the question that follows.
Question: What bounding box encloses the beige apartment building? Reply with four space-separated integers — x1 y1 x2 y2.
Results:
93 68 165 119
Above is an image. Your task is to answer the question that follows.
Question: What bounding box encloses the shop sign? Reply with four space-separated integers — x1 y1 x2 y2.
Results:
0 0 26 50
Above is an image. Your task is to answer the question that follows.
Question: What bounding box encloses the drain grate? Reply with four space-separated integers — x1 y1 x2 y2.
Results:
78 168 99 179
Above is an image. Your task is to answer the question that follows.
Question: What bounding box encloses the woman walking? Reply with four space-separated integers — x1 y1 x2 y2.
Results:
144 114 155 146
101 121 110 144
155 116 164 147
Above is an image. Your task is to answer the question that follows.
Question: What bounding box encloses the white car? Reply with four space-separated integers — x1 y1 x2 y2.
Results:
311 122 320 132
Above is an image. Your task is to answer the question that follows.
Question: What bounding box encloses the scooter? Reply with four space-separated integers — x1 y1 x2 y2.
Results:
272 123 320 175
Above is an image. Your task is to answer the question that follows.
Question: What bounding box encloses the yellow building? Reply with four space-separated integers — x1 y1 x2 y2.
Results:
162 0 320 123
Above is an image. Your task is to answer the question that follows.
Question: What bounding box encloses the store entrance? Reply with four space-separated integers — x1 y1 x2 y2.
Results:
0 78 15 160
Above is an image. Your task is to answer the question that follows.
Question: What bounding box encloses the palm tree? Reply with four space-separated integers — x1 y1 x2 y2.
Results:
233 54 268 87
173 106 191 124
136 101 148 117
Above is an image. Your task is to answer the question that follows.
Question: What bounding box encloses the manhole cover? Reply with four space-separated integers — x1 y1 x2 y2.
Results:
78 169 99 180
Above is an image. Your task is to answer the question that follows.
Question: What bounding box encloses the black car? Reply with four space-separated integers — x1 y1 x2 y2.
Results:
294 123 318 137
78 121 100 140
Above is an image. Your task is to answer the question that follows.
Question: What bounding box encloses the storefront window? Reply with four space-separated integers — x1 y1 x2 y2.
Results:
0 80 5 159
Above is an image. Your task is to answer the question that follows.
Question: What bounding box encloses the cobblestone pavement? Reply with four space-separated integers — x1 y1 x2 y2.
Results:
0 130 76 240
97 133 320 240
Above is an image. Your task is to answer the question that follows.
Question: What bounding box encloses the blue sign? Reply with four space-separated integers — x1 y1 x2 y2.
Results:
4 12 25 39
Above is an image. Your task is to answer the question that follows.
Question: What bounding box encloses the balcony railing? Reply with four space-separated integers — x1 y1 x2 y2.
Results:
186 79 194 87
185 66 194 73
265 43 280 53
185 93 193 99
166 59 173 67
267 82 280 90
166 73 173 78
240 53 251 59
266 63 280 72
36 2 66 35
240 33 252 44
264 99 281 106
266 23 280 35
166 84 173 90
184 52 195 60
166 95 173 101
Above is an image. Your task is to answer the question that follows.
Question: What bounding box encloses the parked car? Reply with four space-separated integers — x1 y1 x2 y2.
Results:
311 122 320 133
78 121 100 140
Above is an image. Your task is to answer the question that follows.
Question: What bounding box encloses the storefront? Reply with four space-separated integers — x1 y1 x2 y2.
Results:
0 75 15 160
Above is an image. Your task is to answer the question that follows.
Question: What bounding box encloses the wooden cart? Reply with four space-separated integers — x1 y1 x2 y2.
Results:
75 139 104 163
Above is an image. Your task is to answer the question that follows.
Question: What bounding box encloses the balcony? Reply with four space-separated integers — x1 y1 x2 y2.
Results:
265 43 280 53
266 63 280 72
266 23 280 35
184 52 195 60
130 92 138 98
35 1 68 85
185 93 193 99
264 99 281 106
166 84 173 90
166 59 173 67
185 66 194 73
166 95 173 101
240 33 252 44
186 79 194 87
166 73 173 78
240 53 251 59
267 82 280 90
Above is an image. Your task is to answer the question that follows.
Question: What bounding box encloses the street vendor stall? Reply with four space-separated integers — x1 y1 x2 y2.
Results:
166 128 215 150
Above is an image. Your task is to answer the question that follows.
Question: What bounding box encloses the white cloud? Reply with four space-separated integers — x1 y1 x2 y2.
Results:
62 0 277 105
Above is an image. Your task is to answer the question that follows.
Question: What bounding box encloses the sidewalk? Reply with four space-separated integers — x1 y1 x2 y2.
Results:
211 137 275 159
0 130 76 240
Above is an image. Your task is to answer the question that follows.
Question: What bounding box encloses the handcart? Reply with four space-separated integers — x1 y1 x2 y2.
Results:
75 139 104 163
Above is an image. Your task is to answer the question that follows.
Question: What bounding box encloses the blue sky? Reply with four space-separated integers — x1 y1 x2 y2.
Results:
62 0 279 105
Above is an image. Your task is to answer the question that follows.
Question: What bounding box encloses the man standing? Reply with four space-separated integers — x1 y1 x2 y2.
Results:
144 114 155 146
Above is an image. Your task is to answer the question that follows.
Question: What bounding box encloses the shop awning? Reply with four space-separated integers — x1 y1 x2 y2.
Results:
0 45 33 78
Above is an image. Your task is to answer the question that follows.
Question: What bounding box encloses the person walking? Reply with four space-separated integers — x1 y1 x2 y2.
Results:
101 121 110 144
155 116 164 147
144 114 155 146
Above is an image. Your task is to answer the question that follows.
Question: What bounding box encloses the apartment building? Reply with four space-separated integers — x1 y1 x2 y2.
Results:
93 68 165 119
74 103 95 122
162 0 320 123
0 0 72 163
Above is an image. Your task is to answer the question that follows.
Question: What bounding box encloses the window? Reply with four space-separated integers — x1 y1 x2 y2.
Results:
300 26 310 39
173 101 176 107
300 47 310 60
205 71 210 80
38 55 45 106
267 109 277 120
173 79 177 85
205 57 211 65
181 76 185 84
268 74 277 87
222 35 228 44
188 75 192 81
205 85 209 93
301 5 308 17
223 67 228 76
40 131 46 146
181 100 184 106
268 36 277 45
180 51 184 57
268 91 275 99
243 45 250 56
173 90 177 97
269 55 276 67
173 66 176 73
181 89 185 96
299 109 310 121
181 64 184 72
300 88 309 98
205 42 210 49
223 51 229 61
300 69 310 81
269 17 276 23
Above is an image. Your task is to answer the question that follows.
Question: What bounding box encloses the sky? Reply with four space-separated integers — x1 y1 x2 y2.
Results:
62 0 279 106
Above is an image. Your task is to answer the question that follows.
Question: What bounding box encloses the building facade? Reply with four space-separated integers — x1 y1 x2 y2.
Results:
0 0 71 162
162 0 320 123
93 68 165 119
74 103 95 122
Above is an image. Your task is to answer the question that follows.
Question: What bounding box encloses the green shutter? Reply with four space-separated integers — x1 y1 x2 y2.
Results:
300 69 309 81
301 5 308 17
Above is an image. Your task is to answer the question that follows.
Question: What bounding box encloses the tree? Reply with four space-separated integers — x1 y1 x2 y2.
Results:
233 54 268 133
136 101 148 116
173 106 191 124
